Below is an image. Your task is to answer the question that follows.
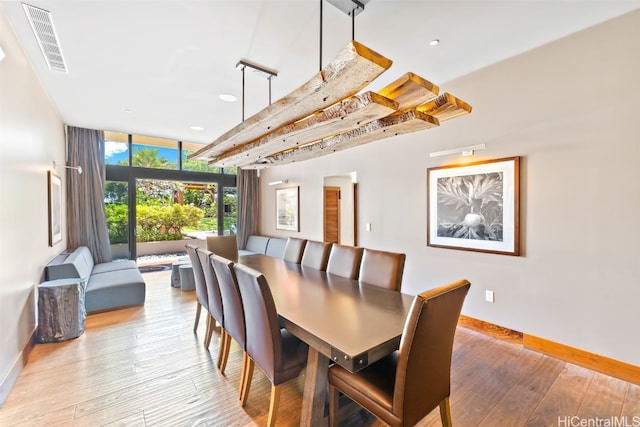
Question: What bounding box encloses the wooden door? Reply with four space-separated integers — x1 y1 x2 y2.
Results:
324 186 340 244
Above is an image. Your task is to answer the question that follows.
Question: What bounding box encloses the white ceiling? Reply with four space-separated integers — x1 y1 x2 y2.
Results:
2 0 639 147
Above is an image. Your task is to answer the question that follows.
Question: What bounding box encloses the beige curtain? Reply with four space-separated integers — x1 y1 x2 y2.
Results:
66 126 112 263
237 168 259 249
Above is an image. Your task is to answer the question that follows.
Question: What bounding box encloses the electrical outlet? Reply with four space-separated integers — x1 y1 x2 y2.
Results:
485 290 495 303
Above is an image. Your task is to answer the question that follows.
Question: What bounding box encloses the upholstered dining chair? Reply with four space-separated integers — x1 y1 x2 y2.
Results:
233 263 309 427
326 244 364 280
358 248 406 292
328 279 471 427
301 240 332 271
185 244 211 345
197 248 224 350
209 254 245 378
282 237 307 264
206 235 239 262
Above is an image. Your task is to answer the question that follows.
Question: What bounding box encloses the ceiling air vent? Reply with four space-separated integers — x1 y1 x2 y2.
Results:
22 3 67 73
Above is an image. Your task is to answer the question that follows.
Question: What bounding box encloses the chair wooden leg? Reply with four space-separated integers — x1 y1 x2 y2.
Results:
204 314 214 349
240 354 255 406
218 331 231 373
239 351 248 400
328 384 339 427
439 397 452 427
267 384 282 427
193 302 202 332
216 329 226 369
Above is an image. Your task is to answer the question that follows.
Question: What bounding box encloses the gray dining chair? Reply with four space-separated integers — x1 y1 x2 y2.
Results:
210 254 247 395
328 279 471 427
185 244 211 344
326 244 364 280
233 263 309 427
282 237 307 263
301 240 333 271
358 248 406 292
197 248 224 350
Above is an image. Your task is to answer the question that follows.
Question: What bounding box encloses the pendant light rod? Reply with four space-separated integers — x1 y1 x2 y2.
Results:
319 0 323 72
236 59 277 119
242 65 245 121
351 8 355 40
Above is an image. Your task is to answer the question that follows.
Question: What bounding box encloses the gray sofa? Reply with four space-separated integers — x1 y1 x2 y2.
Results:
240 235 287 258
45 246 145 313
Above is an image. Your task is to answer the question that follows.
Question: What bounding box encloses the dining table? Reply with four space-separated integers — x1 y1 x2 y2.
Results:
238 253 414 426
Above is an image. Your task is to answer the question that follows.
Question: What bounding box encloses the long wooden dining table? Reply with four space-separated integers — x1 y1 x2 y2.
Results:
238 253 414 426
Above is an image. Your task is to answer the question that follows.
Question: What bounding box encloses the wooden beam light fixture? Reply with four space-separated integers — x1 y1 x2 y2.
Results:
189 3 471 169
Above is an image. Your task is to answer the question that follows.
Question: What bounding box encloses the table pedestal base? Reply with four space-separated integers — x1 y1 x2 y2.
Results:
301 347 330 427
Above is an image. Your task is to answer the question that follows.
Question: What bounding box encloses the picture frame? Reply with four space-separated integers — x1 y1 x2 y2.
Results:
48 170 63 246
276 186 300 231
427 156 520 256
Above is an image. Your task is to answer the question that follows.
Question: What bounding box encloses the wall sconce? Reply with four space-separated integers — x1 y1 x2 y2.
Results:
429 143 486 158
53 160 82 174
268 179 288 186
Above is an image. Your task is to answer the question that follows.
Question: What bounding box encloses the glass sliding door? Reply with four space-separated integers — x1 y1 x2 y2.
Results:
105 131 237 260
104 180 130 259
222 186 237 235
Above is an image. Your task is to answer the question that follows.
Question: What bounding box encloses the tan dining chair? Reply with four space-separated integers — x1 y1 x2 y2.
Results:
185 244 211 345
326 244 364 280
209 254 245 379
282 237 307 263
301 240 332 271
206 235 239 262
358 248 406 292
233 263 309 427
328 279 471 427
197 248 224 350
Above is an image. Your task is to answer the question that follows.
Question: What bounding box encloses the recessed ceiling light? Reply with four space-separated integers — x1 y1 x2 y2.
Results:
429 39 440 46
190 126 205 131
219 93 238 102
124 109 132 113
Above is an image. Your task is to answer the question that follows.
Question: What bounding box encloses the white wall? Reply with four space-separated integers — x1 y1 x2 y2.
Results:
259 10 640 366
0 9 66 404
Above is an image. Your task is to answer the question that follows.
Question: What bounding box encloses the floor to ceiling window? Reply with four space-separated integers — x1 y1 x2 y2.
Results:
104 131 237 259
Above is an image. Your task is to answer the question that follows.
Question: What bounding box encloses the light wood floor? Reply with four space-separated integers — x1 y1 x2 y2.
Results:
1 268 639 426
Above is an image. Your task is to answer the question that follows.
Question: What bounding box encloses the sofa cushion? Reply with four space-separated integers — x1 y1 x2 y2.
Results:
86 269 145 313
67 247 95 279
46 246 94 280
45 262 82 281
91 259 138 274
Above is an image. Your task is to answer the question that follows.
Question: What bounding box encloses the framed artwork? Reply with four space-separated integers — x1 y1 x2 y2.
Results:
427 156 520 256
276 186 300 231
48 170 63 246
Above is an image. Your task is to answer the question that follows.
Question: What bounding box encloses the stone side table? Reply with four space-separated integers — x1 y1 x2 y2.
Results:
171 261 190 287
179 264 195 291
37 278 86 343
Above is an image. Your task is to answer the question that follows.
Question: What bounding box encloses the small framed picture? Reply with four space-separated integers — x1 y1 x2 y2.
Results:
427 157 520 256
276 186 300 231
